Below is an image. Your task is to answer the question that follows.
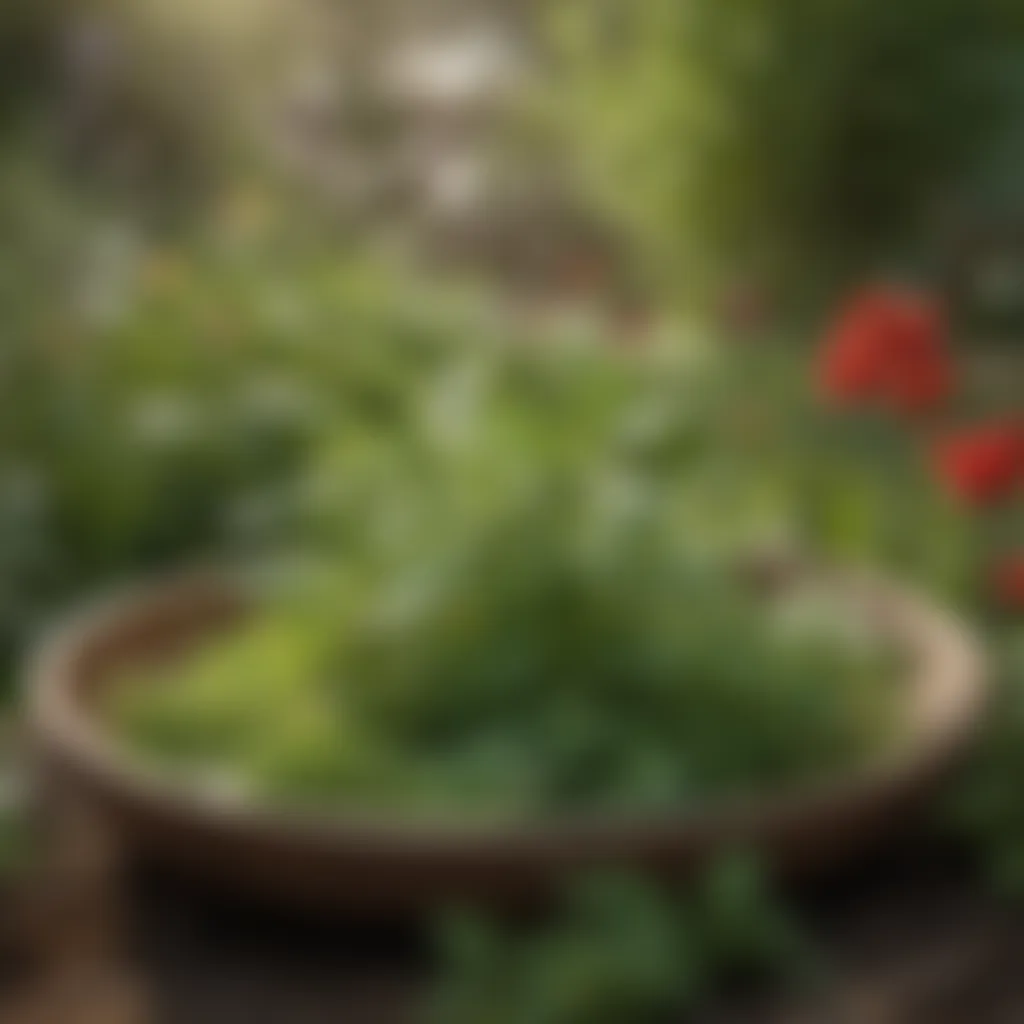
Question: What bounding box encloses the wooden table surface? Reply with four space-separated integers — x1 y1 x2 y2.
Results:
2 830 1023 1024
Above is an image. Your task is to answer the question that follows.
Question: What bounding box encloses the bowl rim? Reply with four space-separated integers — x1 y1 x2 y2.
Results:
26 567 987 857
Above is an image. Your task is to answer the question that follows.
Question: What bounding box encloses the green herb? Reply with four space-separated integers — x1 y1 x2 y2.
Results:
428 857 815 1024
544 0 1024 309
111 339 902 819
947 632 1024 895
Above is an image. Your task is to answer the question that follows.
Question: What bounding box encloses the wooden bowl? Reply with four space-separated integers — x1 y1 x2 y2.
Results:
27 571 985 918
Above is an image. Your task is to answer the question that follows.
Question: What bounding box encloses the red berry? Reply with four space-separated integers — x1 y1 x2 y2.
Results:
934 422 1024 507
886 351 953 415
817 287 952 414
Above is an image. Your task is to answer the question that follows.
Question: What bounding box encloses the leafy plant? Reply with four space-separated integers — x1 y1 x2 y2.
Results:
948 631 1024 894
813 282 1024 900
0 802 32 880
112 331 905 819
428 858 813 1024
0 168 500 692
544 0 1024 311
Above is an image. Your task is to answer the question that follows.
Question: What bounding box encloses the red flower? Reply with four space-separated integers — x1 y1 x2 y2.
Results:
993 557 1024 610
934 422 1024 507
886 353 953 416
818 288 952 413
818 292 892 402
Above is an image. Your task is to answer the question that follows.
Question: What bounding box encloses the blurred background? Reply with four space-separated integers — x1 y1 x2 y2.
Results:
2 1 1024 1021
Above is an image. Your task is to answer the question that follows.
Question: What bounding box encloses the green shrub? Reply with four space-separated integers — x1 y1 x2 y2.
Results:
948 631 1024 894
429 859 813 1024
545 0 1024 311
0 0 62 128
0 183 494 689
111 332 915 819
